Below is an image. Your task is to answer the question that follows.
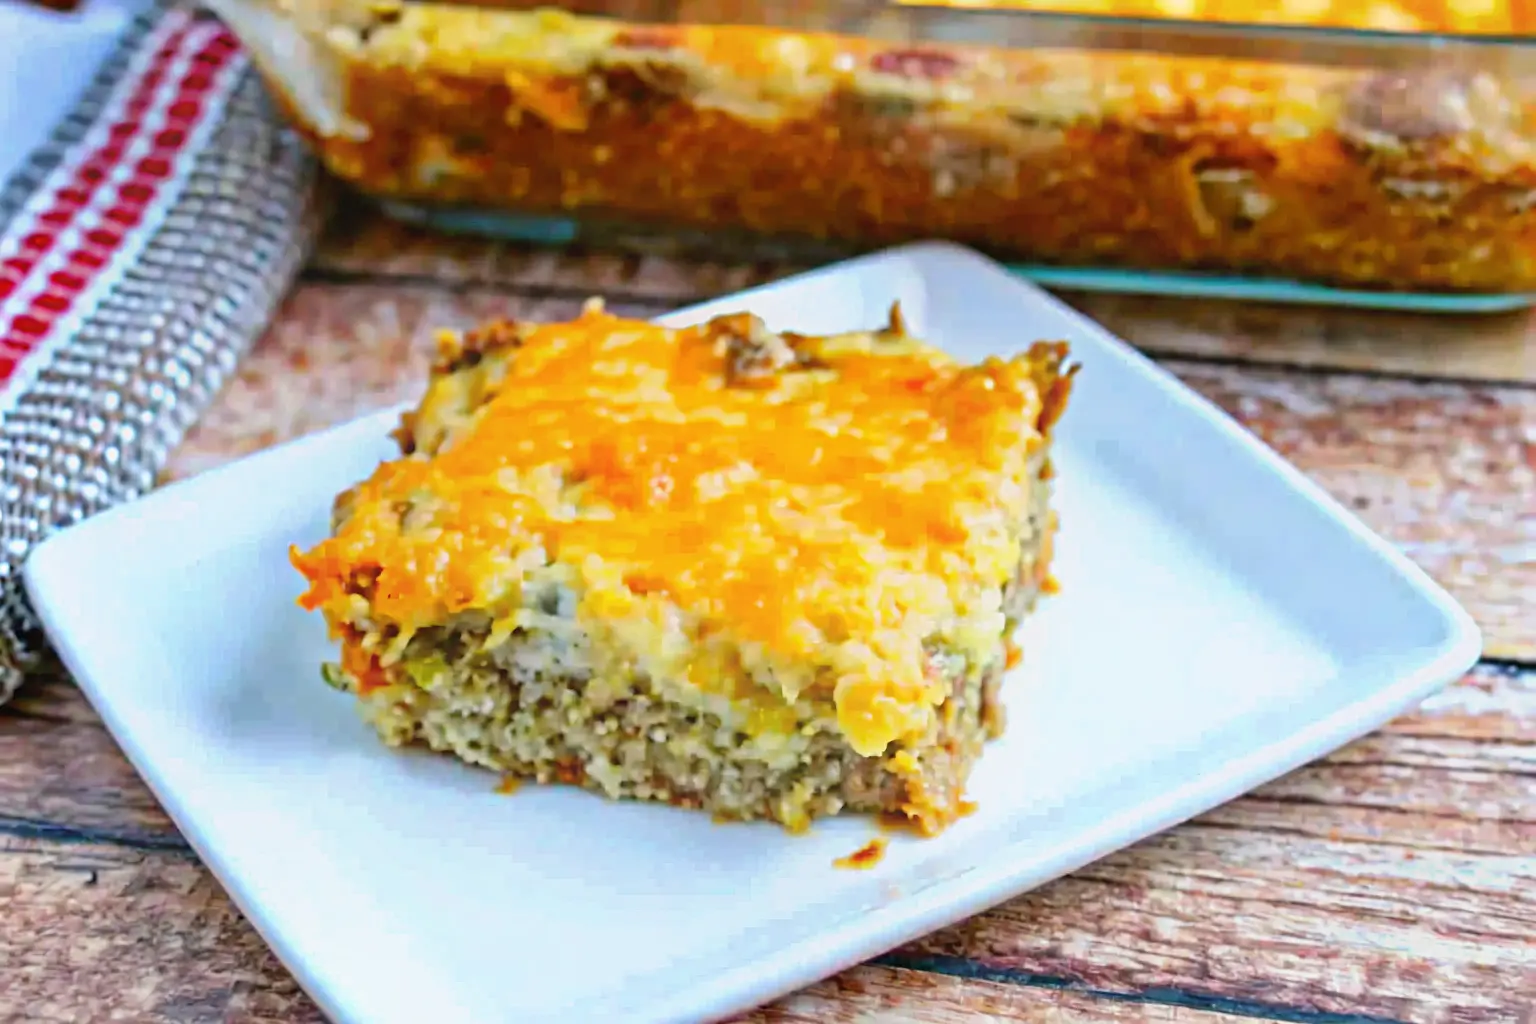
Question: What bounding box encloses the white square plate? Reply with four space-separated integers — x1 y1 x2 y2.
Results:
25 242 1480 1024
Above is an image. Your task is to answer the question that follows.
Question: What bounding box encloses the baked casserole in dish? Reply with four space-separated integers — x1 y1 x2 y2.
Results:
215 0 1536 294
290 302 1074 834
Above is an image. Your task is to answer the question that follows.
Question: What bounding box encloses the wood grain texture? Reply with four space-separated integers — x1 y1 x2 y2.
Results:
1 833 1250 1024
1070 295 1536 386
1 837 321 1024
737 965 1252 1022
1165 361 1536 663
903 666 1536 1024
312 201 1536 387
310 199 786 307
907 828 1534 1023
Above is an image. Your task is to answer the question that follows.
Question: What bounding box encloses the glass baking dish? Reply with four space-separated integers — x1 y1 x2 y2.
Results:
929 0 1536 36
207 0 1536 310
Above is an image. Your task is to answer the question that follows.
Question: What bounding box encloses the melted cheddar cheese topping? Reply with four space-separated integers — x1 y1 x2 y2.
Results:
292 303 1071 757
942 0 1533 34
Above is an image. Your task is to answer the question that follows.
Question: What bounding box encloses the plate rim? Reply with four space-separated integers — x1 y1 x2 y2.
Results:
23 240 1484 1024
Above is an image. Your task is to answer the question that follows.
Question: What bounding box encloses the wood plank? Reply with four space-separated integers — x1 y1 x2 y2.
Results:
311 201 1536 387
0 715 178 848
1389 664 1536 743
5 658 105 726
310 199 787 306
1164 360 1536 663
899 669 1536 1024
2 667 1529 1021
739 965 1257 1022
0 670 178 846
0 838 322 1024
165 281 1536 660
2 833 1266 1024
1063 294 1536 387
906 823 1536 1024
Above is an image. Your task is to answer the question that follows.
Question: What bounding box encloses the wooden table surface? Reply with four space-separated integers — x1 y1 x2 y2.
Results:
3 198 1534 1023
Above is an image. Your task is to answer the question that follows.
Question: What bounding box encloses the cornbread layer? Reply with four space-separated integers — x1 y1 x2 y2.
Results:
355 511 1047 833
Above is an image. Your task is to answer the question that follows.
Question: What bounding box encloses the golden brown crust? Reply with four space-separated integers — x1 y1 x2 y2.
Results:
293 300 1070 833
237 0 1536 292
947 0 1536 35
294 302 1072 764
338 0 1536 36
435 318 528 374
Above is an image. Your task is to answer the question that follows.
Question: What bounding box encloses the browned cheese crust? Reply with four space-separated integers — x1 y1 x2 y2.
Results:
246 0 1536 293
292 304 1071 834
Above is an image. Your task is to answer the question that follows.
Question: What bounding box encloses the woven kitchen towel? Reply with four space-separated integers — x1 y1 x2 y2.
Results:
0 0 323 703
